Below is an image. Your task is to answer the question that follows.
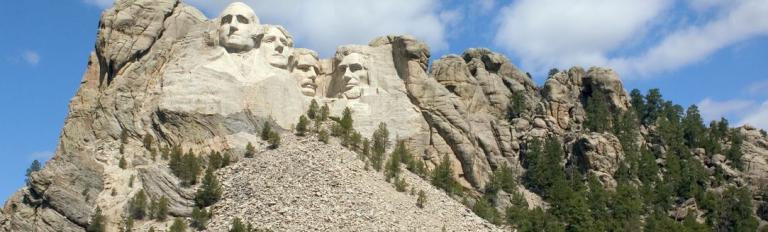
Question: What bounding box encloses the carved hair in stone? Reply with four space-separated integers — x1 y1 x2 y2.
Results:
289 48 320 97
259 25 294 69
334 46 369 99
217 2 260 53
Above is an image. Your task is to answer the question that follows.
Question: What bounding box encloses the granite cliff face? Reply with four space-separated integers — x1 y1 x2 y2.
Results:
3 1 768 231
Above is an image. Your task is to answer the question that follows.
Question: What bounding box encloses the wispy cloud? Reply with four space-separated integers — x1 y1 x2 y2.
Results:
746 79 768 96
494 0 768 78
697 97 754 122
27 151 53 162
83 0 113 9
739 100 768 129
22 51 40 65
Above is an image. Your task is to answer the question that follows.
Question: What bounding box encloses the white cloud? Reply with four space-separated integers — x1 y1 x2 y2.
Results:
22 51 40 65
739 100 768 129
609 0 768 77
494 0 768 78
477 0 496 12
494 0 669 74
28 151 53 161
697 97 754 122
83 0 113 8
187 0 451 57
746 79 768 96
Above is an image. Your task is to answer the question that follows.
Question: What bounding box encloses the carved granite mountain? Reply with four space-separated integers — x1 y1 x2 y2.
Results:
3 0 768 231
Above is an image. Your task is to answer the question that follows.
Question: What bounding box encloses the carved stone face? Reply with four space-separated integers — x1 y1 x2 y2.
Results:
261 27 292 69
291 53 319 96
338 53 368 99
218 3 258 53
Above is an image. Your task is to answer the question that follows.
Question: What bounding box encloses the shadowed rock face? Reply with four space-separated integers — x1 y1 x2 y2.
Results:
5 1 768 231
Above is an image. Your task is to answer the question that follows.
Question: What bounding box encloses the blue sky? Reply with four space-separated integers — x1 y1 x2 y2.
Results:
1 0 766 202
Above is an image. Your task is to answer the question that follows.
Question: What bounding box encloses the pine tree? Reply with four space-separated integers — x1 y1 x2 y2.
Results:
349 131 362 152
307 99 320 119
473 196 501 224
179 149 201 186
87 207 106 232
119 129 129 154
487 164 517 194
432 154 462 195
195 168 222 207
717 187 759 232
394 177 408 192
190 207 209 230
524 137 566 198
726 131 744 170
682 104 706 148
229 217 247 232
260 121 272 141
129 189 148 219
209 151 223 170
507 91 526 120
584 88 611 132
361 138 371 158
319 104 330 121
119 155 127 169
296 115 309 136
371 123 389 171
169 145 183 175
416 190 427 208
122 216 134 232
548 68 560 78
268 131 280 149
629 89 646 121
340 107 354 136
318 129 329 144
244 142 255 158
644 88 663 124
25 160 41 184
385 143 403 181
143 134 154 151
156 196 169 221
222 152 232 167
168 218 187 232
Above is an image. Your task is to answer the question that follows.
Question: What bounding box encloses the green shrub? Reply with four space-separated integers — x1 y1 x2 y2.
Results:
86 207 106 232
190 207 210 230
296 115 309 136
244 142 255 158
318 129 330 144
168 218 187 232
129 190 148 219
268 131 280 149
195 169 222 208
416 190 427 208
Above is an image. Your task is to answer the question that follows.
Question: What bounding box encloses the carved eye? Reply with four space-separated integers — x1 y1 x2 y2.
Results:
221 15 233 25
280 38 288 46
350 64 363 72
236 15 249 24
299 66 312 72
338 65 347 72
264 36 275 43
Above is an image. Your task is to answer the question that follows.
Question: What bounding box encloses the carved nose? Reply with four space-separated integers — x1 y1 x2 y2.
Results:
228 26 238 35
275 46 283 53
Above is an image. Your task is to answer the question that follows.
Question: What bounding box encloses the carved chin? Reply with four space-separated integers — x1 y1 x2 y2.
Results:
344 87 362 99
301 88 316 97
222 41 253 52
